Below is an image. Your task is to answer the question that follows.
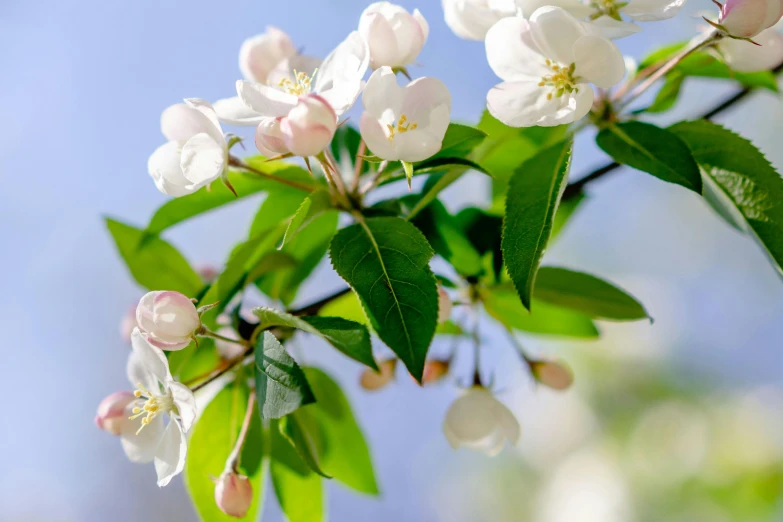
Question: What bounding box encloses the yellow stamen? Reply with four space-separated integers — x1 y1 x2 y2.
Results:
277 68 318 96
128 382 174 435
387 114 419 142
539 61 580 101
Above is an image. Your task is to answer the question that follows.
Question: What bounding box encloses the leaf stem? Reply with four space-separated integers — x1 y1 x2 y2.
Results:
225 392 256 474
228 156 314 193
199 328 251 347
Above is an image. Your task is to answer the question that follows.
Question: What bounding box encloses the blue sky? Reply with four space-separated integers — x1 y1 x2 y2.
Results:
1 0 782 520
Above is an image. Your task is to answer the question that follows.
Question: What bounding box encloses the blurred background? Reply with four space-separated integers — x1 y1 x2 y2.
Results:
1 0 782 520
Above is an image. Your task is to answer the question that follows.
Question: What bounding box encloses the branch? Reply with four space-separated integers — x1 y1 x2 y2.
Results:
288 287 352 316
563 61 783 201
228 155 315 193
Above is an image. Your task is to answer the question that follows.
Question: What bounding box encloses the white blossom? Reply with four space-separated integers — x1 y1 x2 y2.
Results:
225 32 369 126
148 99 228 197
121 329 197 487
717 0 783 37
136 291 200 351
519 0 687 39
443 387 521 456
719 26 783 70
485 8 626 127
359 2 429 69
360 67 452 162
443 0 519 40
254 94 338 158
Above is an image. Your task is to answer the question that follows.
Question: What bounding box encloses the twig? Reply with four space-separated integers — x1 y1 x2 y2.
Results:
226 392 256 473
352 140 367 193
228 156 314 193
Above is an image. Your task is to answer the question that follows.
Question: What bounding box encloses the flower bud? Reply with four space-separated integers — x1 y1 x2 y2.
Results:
239 27 296 84
136 291 200 350
359 2 429 69
422 359 450 384
530 359 574 390
360 358 397 391
279 95 337 158
255 117 291 156
443 386 521 456
214 327 246 360
95 391 135 435
437 287 452 323
719 0 783 38
119 305 137 344
214 471 253 518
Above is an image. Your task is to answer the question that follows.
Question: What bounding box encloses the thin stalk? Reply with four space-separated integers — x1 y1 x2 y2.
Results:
228 156 314 192
351 140 367 194
199 328 251 347
226 393 256 473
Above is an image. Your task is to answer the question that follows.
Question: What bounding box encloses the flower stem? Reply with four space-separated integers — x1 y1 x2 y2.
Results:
228 155 315 193
618 30 723 110
226 392 256 473
200 328 251 347
351 140 367 194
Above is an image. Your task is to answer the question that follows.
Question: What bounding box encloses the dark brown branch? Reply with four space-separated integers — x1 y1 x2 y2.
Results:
562 61 783 201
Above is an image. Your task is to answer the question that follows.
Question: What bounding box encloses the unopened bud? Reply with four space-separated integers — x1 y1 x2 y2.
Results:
422 359 450 385
718 0 783 38
136 290 200 350
95 391 135 435
215 471 253 518
530 360 574 391
437 287 452 324
360 358 397 391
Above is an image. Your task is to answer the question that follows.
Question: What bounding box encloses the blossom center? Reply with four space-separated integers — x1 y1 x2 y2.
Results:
589 0 628 20
278 69 317 96
387 114 418 141
538 60 580 101
129 382 174 434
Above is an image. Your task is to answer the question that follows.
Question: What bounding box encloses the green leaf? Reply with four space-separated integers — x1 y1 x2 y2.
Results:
329 216 438 381
429 123 487 159
646 74 685 114
455 207 503 281
281 189 333 248
254 331 316 419
105 218 203 295
534 266 649 321
252 307 377 370
185 380 265 522
596 122 702 193
670 120 783 278
412 200 484 277
413 156 491 176
303 368 379 494
502 138 573 311
481 285 599 338
269 419 324 522
402 160 414 190
146 161 314 235
279 412 331 478
317 290 369 326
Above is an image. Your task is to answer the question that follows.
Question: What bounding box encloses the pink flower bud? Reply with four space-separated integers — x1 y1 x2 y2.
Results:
119 305 137 344
136 291 200 350
437 287 452 323
530 360 574 390
255 117 291 156
215 471 253 518
719 0 783 37
360 358 397 391
422 359 450 384
95 391 135 435
279 94 338 157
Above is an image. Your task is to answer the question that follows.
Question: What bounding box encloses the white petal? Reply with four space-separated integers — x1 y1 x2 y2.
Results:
530 6 587 65
573 35 626 88
485 16 550 82
363 67 405 118
519 0 594 19
538 86 594 126
413 8 430 41
490 397 521 445
622 0 686 20
129 329 172 389
154 420 188 487
236 80 297 118
402 76 452 125
315 32 370 115
169 381 198 433
184 98 223 140
360 112 399 161
586 16 643 39
160 103 214 143
180 133 226 187
487 80 557 127
147 142 192 197
239 27 296 83
120 413 165 464
360 13 401 68
444 0 505 40
721 28 783 71
255 117 291 155
213 96 265 126
395 128 446 162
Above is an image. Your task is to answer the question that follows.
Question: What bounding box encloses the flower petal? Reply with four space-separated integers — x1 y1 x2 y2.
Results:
363 67 404 118
170 381 198 432
395 128 446 162
160 103 214 143
120 412 165 464
519 0 594 19
530 6 587 65
236 80 297 118
180 133 226 187
573 35 626 88
401 76 452 127
485 17 550 82
147 142 193 197
490 397 521 445
487 80 557 127
538 86 594 126
213 96 265 126
129 329 172 388
720 28 783 71
239 27 296 84
154 420 188 487
360 13 400 68
587 16 643 39
443 389 501 443
315 32 370 115
622 0 687 20
360 112 399 161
